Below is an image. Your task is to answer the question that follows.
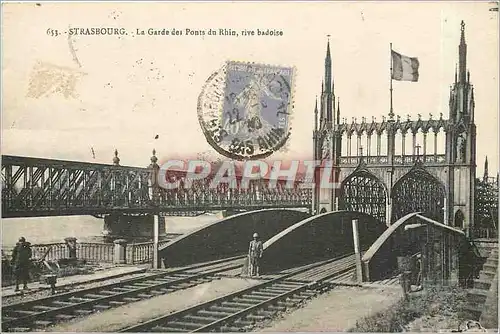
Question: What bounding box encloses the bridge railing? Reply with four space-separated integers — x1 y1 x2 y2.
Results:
1 155 312 218
126 241 170 264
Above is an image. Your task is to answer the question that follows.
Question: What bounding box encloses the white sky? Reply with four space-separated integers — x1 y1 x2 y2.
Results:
2 2 498 176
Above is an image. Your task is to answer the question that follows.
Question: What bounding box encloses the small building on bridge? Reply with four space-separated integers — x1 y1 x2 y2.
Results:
361 213 480 287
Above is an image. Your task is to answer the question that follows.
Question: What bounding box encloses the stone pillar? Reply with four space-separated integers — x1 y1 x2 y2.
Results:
352 219 363 283
153 215 160 269
113 239 127 264
64 237 77 260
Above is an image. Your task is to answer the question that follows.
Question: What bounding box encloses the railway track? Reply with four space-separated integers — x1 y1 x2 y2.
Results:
120 253 355 333
1 256 245 332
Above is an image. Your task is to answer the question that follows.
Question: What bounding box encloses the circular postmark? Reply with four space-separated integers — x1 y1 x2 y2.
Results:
198 61 294 160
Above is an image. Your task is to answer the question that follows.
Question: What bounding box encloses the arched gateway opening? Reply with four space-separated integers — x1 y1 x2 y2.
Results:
339 170 387 223
392 168 445 222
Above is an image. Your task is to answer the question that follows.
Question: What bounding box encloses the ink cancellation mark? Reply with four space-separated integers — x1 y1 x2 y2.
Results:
198 61 295 160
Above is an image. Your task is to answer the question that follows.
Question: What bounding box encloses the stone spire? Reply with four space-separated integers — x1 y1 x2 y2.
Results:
459 20 467 84
483 156 489 181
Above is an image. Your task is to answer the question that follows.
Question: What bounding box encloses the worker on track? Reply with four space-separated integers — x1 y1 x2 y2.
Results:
12 237 32 292
248 232 263 277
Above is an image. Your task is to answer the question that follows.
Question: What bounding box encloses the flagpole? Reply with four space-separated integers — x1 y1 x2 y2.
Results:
389 43 394 120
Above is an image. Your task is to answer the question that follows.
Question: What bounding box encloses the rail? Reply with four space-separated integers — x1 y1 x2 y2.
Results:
120 254 355 333
2 256 246 332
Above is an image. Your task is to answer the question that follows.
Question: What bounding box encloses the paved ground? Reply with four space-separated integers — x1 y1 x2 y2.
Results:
260 285 402 332
47 277 261 332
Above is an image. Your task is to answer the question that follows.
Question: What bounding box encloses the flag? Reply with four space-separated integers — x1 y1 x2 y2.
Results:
391 50 419 82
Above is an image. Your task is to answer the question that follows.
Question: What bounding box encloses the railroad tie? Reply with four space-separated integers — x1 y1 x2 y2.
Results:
51 301 76 306
219 325 244 332
277 301 296 308
226 299 258 307
12 310 39 315
245 314 268 321
73 309 93 315
54 314 75 320
132 282 158 287
210 305 242 313
108 301 126 306
99 291 118 296
121 297 141 302
239 295 269 301
184 314 220 323
93 304 112 311
83 293 108 299
169 320 203 329
5 327 31 332
267 305 287 311
152 326 185 332
33 320 53 327
149 290 166 295
68 297 94 302
198 309 232 318
250 291 281 297
31 305 58 311
136 293 153 299
233 319 255 327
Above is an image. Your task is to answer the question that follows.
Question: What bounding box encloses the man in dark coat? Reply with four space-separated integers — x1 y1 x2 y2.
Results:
11 237 32 291
248 232 263 277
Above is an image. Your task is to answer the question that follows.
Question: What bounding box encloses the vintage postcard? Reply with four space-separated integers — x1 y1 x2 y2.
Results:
1 1 498 333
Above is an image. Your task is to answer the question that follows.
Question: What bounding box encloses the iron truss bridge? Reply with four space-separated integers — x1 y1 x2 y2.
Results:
1 155 312 218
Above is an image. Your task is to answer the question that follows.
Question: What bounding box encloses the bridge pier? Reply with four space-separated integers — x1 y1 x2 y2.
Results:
103 214 166 241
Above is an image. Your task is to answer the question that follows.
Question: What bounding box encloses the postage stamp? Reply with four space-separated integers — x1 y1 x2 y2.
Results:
198 61 295 160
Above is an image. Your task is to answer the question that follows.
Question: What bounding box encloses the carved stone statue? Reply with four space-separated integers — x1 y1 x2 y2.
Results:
456 135 466 163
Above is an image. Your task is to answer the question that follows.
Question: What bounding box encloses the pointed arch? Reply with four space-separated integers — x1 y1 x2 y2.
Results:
392 168 445 222
339 169 387 222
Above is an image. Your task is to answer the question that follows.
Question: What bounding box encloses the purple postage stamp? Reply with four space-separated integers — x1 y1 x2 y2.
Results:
198 61 295 160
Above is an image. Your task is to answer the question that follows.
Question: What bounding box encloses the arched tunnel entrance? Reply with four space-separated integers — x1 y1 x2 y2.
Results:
339 170 387 223
260 211 386 274
392 168 445 222
159 209 310 267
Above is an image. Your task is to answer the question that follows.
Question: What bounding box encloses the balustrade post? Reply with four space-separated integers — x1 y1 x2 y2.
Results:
64 237 77 260
113 239 127 264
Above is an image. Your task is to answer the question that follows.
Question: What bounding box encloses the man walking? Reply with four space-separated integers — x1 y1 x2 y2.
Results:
248 232 263 277
12 237 32 291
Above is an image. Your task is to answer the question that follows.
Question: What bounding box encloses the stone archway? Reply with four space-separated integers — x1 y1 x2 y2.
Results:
392 168 445 222
339 170 387 223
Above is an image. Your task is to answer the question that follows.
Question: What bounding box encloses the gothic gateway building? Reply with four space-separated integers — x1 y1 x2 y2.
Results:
312 21 476 234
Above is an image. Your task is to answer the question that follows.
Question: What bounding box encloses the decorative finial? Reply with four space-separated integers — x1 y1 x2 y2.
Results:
417 113 422 120
150 149 158 164
112 149 120 166
461 20 465 32
439 112 443 120
382 116 386 122
429 113 433 120
407 114 411 122
372 116 376 122
362 117 366 123
351 117 355 123
397 115 401 122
